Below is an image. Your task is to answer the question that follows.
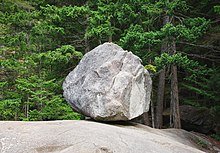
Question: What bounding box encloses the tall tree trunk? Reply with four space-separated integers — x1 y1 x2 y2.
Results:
155 68 166 128
151 92 155 128
155 15 169 129
170 40 181 129
85 12 90 53
85 35 90 53
108 35 112 42
142 112 150 126
25 94 29 119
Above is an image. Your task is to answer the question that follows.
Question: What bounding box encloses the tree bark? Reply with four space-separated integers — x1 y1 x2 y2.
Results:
170 40 181 129
108 34 112 42
108 35 112 42
142 112 150 126
25 95 29 119
85 11 90 53
155 15 169 129
155 68 166 128
85 35 90 53
151 91 155 128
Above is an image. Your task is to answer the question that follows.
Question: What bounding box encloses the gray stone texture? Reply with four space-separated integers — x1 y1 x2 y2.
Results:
0 121 206 153
63 42 152 121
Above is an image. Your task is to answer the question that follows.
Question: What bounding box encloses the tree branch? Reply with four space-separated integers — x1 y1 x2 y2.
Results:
179 41 220 52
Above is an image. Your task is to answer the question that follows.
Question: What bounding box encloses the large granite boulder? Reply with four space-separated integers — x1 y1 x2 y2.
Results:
63 42 152 121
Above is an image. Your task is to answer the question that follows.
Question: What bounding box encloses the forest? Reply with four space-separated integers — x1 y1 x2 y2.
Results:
0 0 220 139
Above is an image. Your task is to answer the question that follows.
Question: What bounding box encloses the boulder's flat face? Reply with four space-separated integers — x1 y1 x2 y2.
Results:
0 120 205 153
63 42 152 121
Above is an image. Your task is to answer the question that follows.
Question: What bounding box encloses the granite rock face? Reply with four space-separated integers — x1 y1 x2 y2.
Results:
63 42 152 121
0 120 208 153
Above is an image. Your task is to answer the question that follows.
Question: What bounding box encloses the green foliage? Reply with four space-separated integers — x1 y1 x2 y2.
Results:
33 45 82 73
195 138 208 149
145 64 157 73
214 5 220 14
119 24 161 64
6 0 35 10
1 55 82 121
160 17 210 41
154 53 215 101
211 134 220 141
86 0 119 41
28 95 82 121
154 53 210 74
86 0 157 43
120 24 162 47
0 1 84 121
210 105 220 126
0 99 21 120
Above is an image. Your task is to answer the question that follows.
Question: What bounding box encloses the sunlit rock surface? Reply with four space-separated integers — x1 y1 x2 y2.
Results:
63 42 152 121
0 120 210 153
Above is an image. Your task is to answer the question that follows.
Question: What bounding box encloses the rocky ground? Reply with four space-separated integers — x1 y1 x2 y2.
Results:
0 120 219 153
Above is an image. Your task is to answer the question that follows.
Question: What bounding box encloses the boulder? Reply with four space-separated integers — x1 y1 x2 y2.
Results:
63 42 152 121
0 120 215 153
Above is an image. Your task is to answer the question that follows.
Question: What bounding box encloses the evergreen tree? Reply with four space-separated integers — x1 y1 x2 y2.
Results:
1 0 83 120
120 0 211 128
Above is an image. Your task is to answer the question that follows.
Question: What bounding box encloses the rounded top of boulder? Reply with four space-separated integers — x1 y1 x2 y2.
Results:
63 42 152 121
93 42 125 52
95 42 124 51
